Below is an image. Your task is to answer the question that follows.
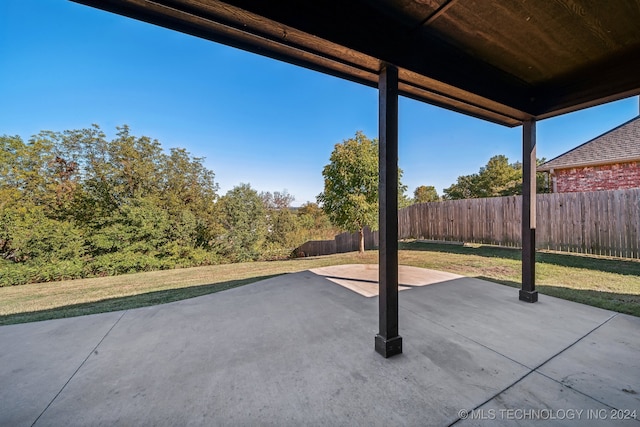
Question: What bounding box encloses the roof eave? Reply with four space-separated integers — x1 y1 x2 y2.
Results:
69 0 640 128
538 156 640 172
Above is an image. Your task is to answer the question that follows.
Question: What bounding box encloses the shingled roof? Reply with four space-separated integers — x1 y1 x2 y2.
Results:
538 115 640 172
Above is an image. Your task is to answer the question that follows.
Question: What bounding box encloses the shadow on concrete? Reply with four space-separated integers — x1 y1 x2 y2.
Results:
400 241 640 276
0 274 281 326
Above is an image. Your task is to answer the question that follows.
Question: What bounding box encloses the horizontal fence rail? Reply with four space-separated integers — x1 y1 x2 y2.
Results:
294 188 639 259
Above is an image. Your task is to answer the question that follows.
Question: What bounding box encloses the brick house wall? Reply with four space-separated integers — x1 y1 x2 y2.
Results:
554 161 640 192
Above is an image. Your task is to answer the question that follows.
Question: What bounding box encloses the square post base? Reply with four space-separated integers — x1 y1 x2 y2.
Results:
519 290 538 303
375 335 402 358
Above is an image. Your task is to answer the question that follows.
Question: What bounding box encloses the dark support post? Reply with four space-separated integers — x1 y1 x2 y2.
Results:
375 64 402 357
520 119 538 303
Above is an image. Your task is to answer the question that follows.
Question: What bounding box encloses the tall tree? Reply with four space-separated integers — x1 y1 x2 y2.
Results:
297 202 332 231
214 184 267 262
260 190 295 210
0 135 29 210
160 147 219 247
317 131 407 253
260 190 297 249
1 125 224 282
295 202 338 242
413 185 440 203
0 134 59 209
443 154 549 200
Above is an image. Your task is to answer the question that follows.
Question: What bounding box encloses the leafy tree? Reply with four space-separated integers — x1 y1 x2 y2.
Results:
266 209 298 249
413 185 440 203
260 190 295 210
0 125 225 284
442 174 478 200
0 203 85 263
534 158 550 194
159 147 219 247
448 155 520 199
0 134 59 209
88 196 170 256
82 125 165 210
398 193 413 209
297 202 324 220
297 202 332 231
214 184 267 262
317 131 407 253
260 190 298 252
294 202 338 243
0 135 28 211
443 155 548 200
160 148 218 212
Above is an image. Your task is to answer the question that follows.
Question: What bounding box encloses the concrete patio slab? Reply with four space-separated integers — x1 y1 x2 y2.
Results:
0 312 124 427
460 372 635 426
537 313 640 413
310 264 463 297
397 276 616 369
0 264 636 426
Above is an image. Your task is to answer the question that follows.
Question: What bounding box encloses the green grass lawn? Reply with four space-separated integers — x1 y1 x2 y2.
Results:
1 241 639 325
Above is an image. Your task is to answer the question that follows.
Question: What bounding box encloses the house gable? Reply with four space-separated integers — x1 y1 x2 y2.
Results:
538 116 640 172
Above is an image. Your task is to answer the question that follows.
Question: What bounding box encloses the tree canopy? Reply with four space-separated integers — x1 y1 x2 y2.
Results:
3 124 556 286
317 131 407 252
413 185 440 203
215 184 267 262
443 155 548 200
0 125 336 285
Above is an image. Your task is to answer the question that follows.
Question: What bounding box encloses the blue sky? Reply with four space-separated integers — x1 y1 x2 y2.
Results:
2 0 639 206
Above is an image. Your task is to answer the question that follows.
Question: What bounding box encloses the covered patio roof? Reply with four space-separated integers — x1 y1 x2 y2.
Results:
73 0 640 127
71 0 640 358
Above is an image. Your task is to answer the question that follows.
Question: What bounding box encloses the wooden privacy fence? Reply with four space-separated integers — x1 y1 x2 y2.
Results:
399 188 639 259
398 196 522 247
535 189 639 258
294 188 639 259
294 227 378 257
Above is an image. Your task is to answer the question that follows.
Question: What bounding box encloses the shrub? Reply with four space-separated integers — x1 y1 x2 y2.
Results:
88 252 165 276
0 259 85 286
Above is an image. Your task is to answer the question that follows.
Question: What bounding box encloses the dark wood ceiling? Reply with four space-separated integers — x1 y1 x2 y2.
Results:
72 0 640 127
